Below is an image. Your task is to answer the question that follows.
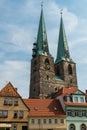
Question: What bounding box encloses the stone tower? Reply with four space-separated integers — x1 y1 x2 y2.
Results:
29 7 55 98
55 14 77 87
29 8 78 98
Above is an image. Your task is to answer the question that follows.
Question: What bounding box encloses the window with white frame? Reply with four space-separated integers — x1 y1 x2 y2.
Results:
14 111 18 118
43 119 46 124
31 119 35 124
60 119 64 124
0 111 3 117
49 119 52 124
13 125 17 130
80 97 84 103
3 111 8 117
81 124 86 130
19 111 24 118
74 97 78 102
38 119 41 124
54 119 58 124
14 98 18 106
69 124 75 130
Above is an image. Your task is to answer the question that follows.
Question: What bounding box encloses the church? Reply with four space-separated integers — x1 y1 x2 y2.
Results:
29 5 77 98
0 4 87 130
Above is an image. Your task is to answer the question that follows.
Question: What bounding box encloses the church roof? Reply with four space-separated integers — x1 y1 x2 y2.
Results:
23 99 65 117
32 6 50 57
0 82 21 97
55 14 72 64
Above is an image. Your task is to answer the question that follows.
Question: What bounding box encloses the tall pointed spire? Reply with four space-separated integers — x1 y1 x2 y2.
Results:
55 13 71 63
32 4 50 57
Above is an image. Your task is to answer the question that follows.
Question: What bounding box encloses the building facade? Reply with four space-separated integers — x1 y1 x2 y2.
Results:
29 6 77 98
56 86 87 130
0 82 29 130
24 99 66 130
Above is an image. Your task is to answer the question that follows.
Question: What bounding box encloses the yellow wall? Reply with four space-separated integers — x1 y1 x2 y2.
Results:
29 116 66 130
0 96 29 130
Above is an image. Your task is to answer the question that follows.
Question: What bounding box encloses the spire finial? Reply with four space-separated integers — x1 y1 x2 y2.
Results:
41 0 43 9
60 9 63 16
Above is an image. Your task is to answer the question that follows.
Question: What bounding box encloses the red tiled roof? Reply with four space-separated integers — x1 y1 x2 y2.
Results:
64 101 87 107
55 86 77 97
0 82 20 97
23 99 66 117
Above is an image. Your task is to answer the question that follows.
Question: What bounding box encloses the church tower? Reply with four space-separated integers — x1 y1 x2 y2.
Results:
55 13 77 87
29 7 78 98
29 6 55 98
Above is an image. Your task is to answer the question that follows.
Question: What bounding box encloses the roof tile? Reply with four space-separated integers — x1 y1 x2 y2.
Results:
23 99 65 117
0 82 20 97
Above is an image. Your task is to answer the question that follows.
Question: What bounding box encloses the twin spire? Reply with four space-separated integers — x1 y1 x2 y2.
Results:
55 14 71 63
32 5 49 57
32 6 71 62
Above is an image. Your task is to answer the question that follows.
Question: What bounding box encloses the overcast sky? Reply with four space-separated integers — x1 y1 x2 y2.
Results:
0 0 87 98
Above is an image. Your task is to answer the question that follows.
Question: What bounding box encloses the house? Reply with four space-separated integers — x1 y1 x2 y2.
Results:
55 86 87 130
24 98 66 130
0 82 29 130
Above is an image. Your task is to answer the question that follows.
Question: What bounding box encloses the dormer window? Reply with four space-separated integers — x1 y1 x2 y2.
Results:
74 97 78 102
80 97 84 103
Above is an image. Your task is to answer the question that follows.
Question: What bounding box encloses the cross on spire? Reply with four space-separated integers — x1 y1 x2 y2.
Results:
41 0 43 9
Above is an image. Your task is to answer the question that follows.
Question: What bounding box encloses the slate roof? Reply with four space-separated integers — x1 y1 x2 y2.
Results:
23 99 66 117
0 82 20 97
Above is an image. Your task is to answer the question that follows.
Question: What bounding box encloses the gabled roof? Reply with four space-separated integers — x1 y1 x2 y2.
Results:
0 82 21 97
55 86 77 97
23 99 65 117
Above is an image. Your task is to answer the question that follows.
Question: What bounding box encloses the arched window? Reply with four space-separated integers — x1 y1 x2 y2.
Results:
45 58 50 70
81 124 86 130
69 124 75 130
68 64 72 75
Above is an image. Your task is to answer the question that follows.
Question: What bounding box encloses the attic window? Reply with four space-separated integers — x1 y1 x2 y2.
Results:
54 107 57 111
34 106 38 111
14 98 18 106
4 98 13 106
80 97 84 103
74 97 78 102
